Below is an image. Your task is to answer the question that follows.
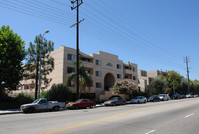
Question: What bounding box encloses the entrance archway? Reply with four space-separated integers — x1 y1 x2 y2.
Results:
104 73 115 91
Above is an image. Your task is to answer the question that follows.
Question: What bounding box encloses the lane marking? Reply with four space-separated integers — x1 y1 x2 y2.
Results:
41 107 146 134
41 103 196 134
145 130 156 134
184 113 194 118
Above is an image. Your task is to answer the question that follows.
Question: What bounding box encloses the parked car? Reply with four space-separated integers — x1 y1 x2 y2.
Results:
193 94 198 97
130 96 147 104
179 94 185 99
148 96 161 102
186 94 192 98
20 98 65 113
66 99 96 109
104 97 125 106
158 94 170 101
171 93 181 99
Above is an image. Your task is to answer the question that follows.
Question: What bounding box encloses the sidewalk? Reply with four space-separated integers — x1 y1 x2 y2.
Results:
0 104 104 115
0 109 22 115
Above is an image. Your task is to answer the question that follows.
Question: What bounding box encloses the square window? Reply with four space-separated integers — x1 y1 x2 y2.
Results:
67 67 75 73
117 74 121 79
67 54 75 61
117 64 121 69
96 82 102 88
96 71 102 77
96 60 101 66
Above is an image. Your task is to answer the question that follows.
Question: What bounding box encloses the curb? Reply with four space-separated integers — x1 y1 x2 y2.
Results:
0 104 105 115
0 111 22 115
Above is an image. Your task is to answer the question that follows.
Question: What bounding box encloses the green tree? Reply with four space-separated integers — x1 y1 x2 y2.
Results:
26 34 54 100
112 80 138 98
191 80 199 94
180 78 188 94
166 71 182 94
150 75 168 94
0 25 26 99
66 61 92 98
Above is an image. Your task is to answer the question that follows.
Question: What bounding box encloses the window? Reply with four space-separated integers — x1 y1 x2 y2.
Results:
141 71 147 77
117 64 121 69
67 54 75 61
67 67 75 73
133 76 136 80
106 63 113 67
117 74 121 79
96 60 101 66
133 67 136 72
96 71 102 77
96 82 102 88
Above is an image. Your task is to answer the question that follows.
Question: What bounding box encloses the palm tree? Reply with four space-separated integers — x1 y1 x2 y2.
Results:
66 61 92 98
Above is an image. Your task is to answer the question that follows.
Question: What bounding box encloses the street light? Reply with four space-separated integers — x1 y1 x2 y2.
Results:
38 30 49 99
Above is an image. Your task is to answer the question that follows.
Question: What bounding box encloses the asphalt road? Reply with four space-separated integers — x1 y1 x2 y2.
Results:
1 98 199 134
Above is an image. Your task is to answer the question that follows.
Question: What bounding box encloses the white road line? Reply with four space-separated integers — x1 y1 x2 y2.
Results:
145 130 156 134
185 113 194 118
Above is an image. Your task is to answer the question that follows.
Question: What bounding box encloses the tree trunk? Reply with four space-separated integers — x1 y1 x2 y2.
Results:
35 58 39 100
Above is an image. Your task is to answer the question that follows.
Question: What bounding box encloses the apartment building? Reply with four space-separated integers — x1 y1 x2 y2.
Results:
138 69 167 95
15 46 138 100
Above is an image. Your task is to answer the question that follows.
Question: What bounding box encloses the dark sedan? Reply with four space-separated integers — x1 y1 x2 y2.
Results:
104 97 125 106
148 96 160 102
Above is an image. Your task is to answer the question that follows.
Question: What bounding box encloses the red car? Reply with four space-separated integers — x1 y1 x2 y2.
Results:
66 99 96 109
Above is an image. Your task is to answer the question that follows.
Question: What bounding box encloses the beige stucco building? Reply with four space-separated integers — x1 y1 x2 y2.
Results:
14 46 139 100
138 69 167 95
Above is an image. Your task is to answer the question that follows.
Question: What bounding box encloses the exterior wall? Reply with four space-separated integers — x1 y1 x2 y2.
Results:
47 46 65 90
16 46 139 100
138 69 167 94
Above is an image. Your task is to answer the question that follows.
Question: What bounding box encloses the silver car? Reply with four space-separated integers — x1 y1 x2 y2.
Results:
130 96 147 104
158 94 170 101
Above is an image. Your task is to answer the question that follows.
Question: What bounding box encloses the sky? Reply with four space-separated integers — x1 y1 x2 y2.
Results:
0 0 199 80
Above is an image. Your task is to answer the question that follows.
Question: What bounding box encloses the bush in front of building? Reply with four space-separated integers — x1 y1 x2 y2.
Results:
47 84 72 102
0 93 33 110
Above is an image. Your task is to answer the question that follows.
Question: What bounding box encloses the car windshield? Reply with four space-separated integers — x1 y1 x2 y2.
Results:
110 97 117 100
136 96 141 99
158 94 164 97
32 99 40 103
75 99 82 103
149 96 155 99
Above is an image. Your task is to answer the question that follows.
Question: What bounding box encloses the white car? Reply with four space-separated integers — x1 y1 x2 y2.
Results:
158 94 170 101
130 96 147 104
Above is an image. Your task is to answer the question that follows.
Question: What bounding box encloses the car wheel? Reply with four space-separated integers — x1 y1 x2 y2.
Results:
137 101 140 104
28 107 35 113
113 103 116 106
90 104 94 108
75 105 79 109
53 106 60 111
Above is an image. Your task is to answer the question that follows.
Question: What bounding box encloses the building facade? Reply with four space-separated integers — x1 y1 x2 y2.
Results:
14 46 139 100
138 70 167 95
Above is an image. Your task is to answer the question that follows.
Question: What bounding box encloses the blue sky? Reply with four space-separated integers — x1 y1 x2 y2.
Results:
1 0 199 80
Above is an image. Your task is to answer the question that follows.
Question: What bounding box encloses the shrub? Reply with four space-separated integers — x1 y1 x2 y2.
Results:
48 84 72 102
0 93 33 110
40 90 50 99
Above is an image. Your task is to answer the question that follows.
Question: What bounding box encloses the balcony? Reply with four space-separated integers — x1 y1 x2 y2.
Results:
21 79 35 85
124 69 133 74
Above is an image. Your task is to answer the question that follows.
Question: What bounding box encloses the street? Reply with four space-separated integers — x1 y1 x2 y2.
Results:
1 98 199 134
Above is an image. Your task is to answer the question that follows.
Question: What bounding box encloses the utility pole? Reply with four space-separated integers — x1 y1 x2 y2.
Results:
184 56 190 93
71 0 84 99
